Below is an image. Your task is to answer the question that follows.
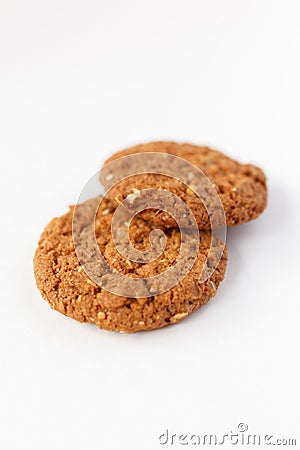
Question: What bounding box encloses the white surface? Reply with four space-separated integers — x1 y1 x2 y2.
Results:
1 1 300 449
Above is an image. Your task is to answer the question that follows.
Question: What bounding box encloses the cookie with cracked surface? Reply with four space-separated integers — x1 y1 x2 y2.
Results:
34 197 227 333
100 141 267 229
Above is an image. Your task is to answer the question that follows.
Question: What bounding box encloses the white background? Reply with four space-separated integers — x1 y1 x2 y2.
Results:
1 1 300 449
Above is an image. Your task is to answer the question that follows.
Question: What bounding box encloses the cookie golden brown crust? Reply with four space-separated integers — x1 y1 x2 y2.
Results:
101 141 267 229
34 197 227 333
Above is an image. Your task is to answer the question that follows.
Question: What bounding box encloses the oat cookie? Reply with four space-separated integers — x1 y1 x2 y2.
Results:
101 141 267 229
34 197 227 333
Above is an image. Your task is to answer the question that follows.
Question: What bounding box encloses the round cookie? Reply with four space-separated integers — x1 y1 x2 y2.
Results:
34 197 227 333
100 141 267 229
